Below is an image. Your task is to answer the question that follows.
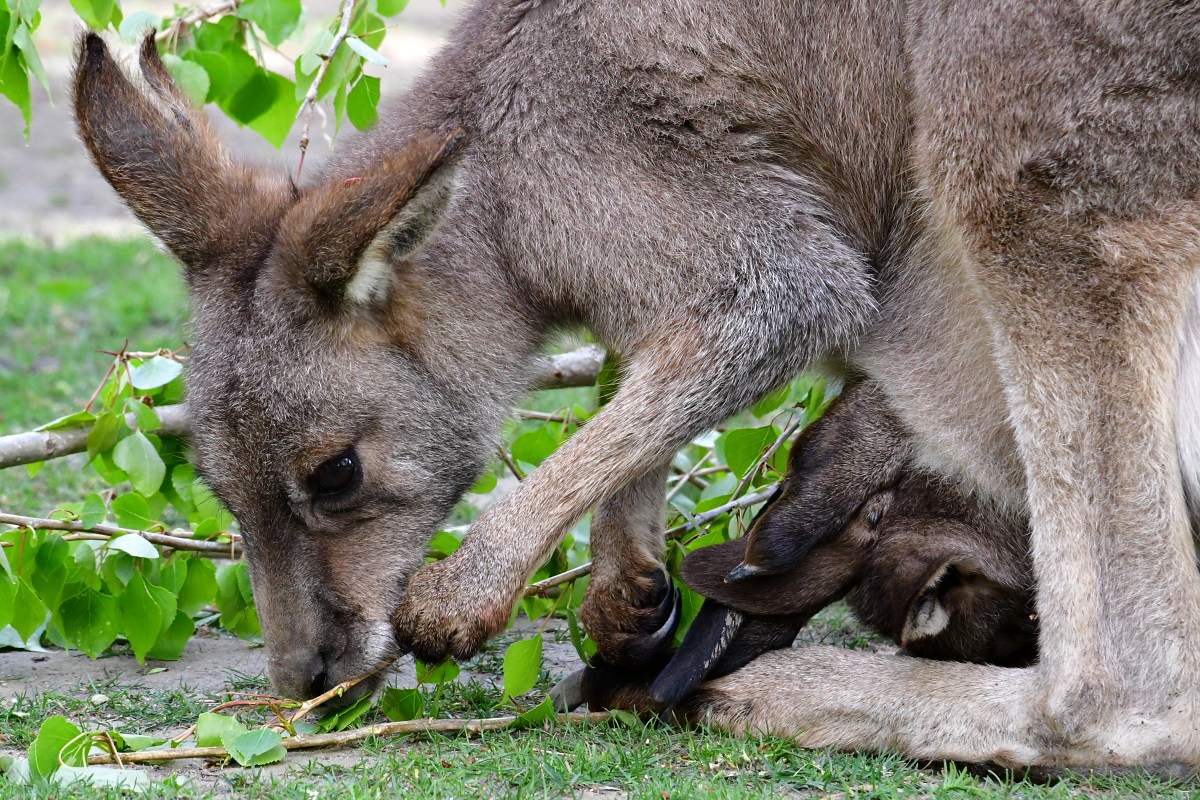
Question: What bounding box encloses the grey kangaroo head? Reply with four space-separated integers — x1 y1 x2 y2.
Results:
73 33 484 701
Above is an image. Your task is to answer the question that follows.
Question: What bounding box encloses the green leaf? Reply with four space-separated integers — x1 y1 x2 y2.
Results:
346 74 380 130
565 606 595 667
298 30 334 76
752 383 791 417
111 493 154 530
29 716 84 779
345 35 388 66
160 54 210 106
501 634 543 702
224 69 299 147
109 732 166 752
416 658 460 684
510 427 561 468
469 467 497 495
129 356 183 391
113 431 166 496
80 493 107 527
720 425 781 479
226 729 287 766
70 0 116 29
178 558 217 615
427 530 462 559
380 687 423 722
118 573 162 663
11 578 46 642
0 575 15 632
196 712 247 748
237 0 301 46
108 533 159 560
124 397 161 433
315 697 372 733
35 410 97 431
86 412 119 462
184 49 232 103
61 588 119 658
12 24 48 97
377 0 409 15
513 696 556 729
146 610 194 661
0 41 31 139
118 11 160 44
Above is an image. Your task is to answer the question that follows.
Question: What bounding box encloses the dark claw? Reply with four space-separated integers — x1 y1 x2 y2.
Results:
724 561 764 583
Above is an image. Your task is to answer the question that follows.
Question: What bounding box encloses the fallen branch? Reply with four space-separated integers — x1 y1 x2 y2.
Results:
0 405 188 470
0 512 241 559
87 712 614 765
0 347 605 470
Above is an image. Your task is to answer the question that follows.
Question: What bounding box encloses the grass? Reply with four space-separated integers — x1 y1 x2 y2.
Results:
1 237 1199 798
0 236 187 516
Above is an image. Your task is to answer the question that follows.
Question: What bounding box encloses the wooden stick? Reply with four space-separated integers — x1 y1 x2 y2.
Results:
0 347 605 470
0 512 241 558
87 712 615 765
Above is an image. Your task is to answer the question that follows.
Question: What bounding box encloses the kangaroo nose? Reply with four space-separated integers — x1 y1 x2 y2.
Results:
308 665 331 699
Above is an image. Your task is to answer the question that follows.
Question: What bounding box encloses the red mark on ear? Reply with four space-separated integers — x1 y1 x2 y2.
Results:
344 177 364 186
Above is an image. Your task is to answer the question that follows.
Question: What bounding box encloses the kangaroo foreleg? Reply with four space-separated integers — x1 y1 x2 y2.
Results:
579 463 682 667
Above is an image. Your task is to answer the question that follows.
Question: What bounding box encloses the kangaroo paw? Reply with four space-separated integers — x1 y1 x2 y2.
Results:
580 570 682 668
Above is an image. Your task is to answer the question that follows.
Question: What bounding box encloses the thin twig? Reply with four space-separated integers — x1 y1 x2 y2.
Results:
519 485 780 595
156 1 243 43
287 674 372 724
524 562 592 597
296 0 359 178
0 512 242 558
728 415 804 502
668 485 778 542
664 451 715 504
497 448 525 481
87 712 615 765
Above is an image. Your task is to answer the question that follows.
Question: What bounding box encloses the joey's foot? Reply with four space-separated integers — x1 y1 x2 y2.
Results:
392 557 515 663
579 569 681 668
550 656 670 714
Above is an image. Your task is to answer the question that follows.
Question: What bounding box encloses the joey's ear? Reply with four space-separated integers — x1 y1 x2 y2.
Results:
900 556 991 646
275 129 467 305
73 33 292 280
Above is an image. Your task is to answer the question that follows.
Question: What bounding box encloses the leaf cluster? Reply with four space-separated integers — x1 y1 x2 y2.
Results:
3 0 421 144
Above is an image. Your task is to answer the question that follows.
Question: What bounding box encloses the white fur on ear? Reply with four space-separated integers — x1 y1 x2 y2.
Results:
344 165 461 305
901 562 954 644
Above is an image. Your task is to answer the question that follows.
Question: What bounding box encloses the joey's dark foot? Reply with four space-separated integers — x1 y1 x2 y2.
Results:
579 569 681 668
550 655 670 714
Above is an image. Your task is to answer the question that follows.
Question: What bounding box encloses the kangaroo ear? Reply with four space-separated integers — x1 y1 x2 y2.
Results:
900 556 1003 646
73 33 292 281
275 130 467 306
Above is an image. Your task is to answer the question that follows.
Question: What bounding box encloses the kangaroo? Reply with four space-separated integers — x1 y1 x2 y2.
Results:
559 384 1036 714
73 0 1200 772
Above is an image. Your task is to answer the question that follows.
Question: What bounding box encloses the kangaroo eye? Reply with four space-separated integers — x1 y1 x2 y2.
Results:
866 509 883 529
312 452 359 496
